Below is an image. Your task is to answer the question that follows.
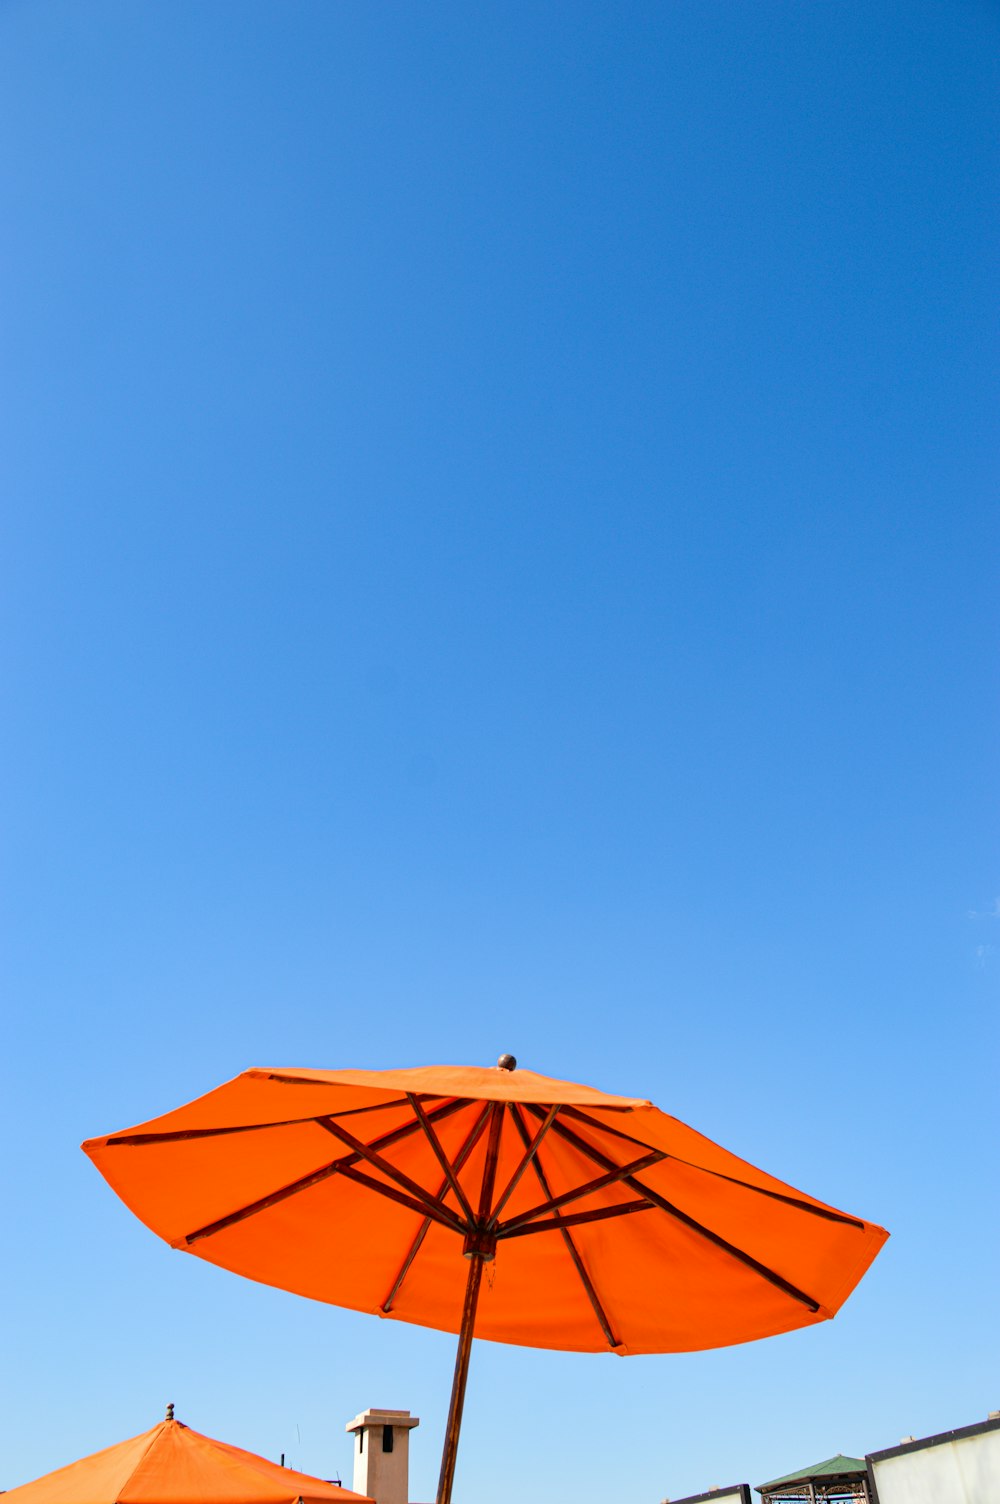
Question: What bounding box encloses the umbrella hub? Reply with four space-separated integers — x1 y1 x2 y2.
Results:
462 1227 497 1261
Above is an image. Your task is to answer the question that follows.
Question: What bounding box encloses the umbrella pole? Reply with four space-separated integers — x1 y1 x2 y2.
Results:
435 1250 486 1504
436 1101 504 1504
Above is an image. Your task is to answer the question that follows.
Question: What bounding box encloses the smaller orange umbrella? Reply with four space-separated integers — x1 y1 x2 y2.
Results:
2 1408 373 1504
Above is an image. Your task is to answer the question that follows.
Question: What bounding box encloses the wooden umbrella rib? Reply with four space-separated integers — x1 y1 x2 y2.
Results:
499 1199 655 1239
382 1104 492 1313
317 1116 468 1236
649 1155 867 1229
185 1159 346 1243
381 1219 432 1315
109 1095 448 1148
508 1104 621 1351
262 1087 418 1116
477 1103 505 1221
336 1165 466 1233
622 1181 821 1313
527 1108 823 1315
183 1097 468 1245
497 1150 666 1235
559 1105 662 1153
486 1104 559 1231
406 1094 477 1225
562 1105 866 1230
107 1119 326 1147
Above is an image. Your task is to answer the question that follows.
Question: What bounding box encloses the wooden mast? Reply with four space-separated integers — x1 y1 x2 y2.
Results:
435 1100 504 1504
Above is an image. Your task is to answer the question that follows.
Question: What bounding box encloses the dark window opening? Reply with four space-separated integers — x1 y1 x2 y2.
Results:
382 1426 394 1454
358 1433 363 1454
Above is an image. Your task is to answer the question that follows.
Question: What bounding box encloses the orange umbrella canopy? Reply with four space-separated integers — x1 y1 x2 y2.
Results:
83 1061 887 1356
2 1412 373 1504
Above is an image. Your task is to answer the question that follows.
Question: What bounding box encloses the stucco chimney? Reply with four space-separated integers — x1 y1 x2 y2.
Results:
346 1409 420 1504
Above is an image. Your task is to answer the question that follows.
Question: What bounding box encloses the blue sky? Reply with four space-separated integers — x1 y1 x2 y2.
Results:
1 2 997 1500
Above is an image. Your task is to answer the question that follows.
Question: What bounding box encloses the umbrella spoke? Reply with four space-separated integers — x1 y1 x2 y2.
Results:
110 1095 430 1147
183 1098 469 1245
109 1118 334 1147
381 1219 433 1314
183 1159 348 1244
382 1104 492 1313
499 1198 655 1239
263 1083 421 1114
406 1095 477 1225
509 1104 621 1351
474 1102 505 1229
528 1109 824 1315
337 1166 466 1233
497 1150 666 1235
486 1104 559 1231
562 1106 866 1230
317 1116 469 1236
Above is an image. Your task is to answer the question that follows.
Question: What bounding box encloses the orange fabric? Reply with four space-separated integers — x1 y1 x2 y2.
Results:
83 1064 888 1356
2 1420 372 1504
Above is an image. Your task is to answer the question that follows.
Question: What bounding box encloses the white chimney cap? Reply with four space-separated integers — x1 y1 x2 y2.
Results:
346 1410 420 1434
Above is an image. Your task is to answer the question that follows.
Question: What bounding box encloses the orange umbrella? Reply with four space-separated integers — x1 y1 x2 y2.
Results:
2 1407 373 1504
83 1059 887 1504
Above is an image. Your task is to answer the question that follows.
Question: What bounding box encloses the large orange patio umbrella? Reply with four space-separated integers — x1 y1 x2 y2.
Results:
83 1058 888 1504
2 1407 373 1504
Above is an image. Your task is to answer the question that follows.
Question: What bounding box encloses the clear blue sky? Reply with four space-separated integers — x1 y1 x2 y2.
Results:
1 2 997 1500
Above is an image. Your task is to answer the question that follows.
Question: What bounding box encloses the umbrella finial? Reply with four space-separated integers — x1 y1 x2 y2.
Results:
497 1053 516 1071
165 1403 175 1422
